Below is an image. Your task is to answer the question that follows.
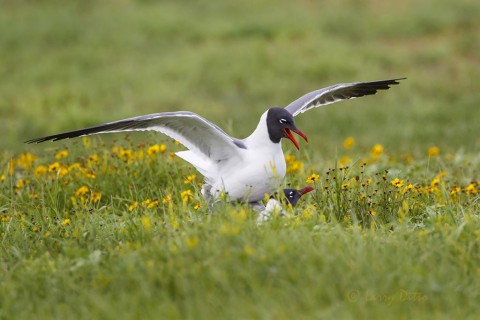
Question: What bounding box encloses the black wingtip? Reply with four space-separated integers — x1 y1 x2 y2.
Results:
25 134 73 144
385 77 406 86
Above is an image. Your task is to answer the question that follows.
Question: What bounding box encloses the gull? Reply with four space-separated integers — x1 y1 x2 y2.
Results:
256 186 315 224
26 78 404 203
254 186 314 225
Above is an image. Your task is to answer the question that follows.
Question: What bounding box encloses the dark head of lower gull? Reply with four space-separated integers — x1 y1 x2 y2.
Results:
283 186 314 207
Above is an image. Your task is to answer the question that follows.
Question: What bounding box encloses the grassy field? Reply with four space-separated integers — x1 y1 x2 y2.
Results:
1 0 480 319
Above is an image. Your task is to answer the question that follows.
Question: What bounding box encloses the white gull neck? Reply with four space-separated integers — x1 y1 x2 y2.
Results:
244 110 274 148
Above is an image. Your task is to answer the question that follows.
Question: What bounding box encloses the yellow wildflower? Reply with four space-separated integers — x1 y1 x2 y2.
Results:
147 144 160 155
370 144 384 158
60 219 71 227
362 178 372 186
91 192 102 203
287 160 304 173
306 173 320 184
68 163 82 171
1 174 5 182
147 199 159 208
34 165 48 177
162 194 172 204
85 172 96 179
48 162 69 177
128 201 139 211
148 144 167 155
430 178 440 187
285 154 296 164
450 186 461 196
44 231 52 238
17 152 37 169
55 150 69 159
87 154 99 165
184 174 196 184
193 203 201 210
181 189 194 203
343 136 355 149
112 146 134 162
401 184 415 194
465 183 478 195
285 154 304 173
15 178 28 190
427 146 440 157
1 215 11 222
75 186 89 197
390 178 405 188
142 199 159 209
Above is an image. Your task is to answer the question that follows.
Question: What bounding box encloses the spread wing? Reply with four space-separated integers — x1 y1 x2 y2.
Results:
25 111 246 162
285 78 405 117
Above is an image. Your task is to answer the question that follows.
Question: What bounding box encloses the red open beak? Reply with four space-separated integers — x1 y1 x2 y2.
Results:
298 186 314 196
282 128 308 151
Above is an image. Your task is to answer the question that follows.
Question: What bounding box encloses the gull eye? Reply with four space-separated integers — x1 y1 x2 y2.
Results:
279 118 288 124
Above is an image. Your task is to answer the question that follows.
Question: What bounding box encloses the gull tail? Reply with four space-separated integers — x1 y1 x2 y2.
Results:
175 151 211 177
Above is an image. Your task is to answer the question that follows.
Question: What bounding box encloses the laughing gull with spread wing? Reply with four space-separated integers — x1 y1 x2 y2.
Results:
26 78 404 202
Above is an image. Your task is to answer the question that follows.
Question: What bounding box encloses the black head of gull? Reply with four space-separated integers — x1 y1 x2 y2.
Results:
283 186 314 207
266 107 308 150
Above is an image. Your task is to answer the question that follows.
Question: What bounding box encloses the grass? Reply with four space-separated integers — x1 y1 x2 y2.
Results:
1 142 479 319
1 0 480 319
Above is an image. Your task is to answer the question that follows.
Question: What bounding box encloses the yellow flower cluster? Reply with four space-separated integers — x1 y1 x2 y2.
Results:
147 144 167 156
285 154 304 173
71 186 102 206
128 198 161 211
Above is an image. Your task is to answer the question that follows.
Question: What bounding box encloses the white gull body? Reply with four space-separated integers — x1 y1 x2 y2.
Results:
176 110 286 201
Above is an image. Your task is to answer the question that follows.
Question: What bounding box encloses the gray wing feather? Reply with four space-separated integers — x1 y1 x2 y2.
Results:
285 78 405 117
25 111 244 161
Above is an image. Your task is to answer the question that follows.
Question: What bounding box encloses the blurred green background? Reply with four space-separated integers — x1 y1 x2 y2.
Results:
1 0 479 157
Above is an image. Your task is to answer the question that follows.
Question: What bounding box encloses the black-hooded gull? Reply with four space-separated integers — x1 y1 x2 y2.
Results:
26 78 404 202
